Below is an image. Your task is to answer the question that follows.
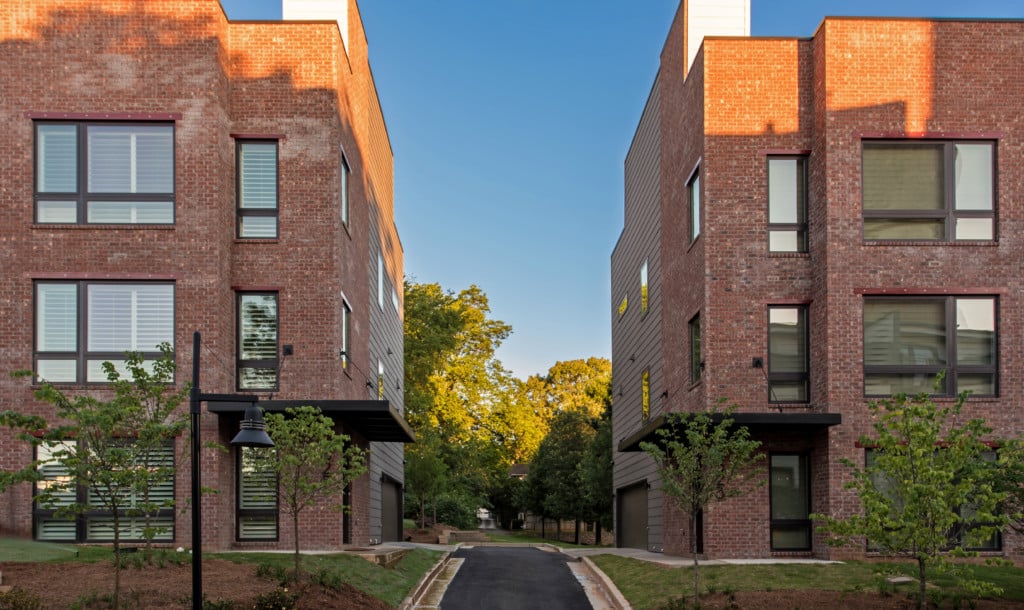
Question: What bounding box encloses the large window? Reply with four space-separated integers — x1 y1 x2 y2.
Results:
866 449 1000 551
768 306 809 403
237 446 278 541
34 440 175 542
689 314 701 384
35 282 174 383
688 169 701 241
237 141 278 238
862 141 994 241
237 293 279 390
35 122 174 224
770 454 811 551
863 296 996 397
768 157 808 252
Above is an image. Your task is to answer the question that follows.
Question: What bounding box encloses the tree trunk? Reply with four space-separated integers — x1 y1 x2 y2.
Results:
574 517 581 545
541 516 545 538
917 557 926 610
691 512 700 609
293 511 302 580
419 494 426 529
595 521 602 546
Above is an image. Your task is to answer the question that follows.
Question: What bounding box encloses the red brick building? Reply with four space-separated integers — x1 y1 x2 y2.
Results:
0 0 412 551
612 0 1023 560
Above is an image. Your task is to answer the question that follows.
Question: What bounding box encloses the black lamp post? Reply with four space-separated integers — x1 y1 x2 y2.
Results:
190 331 273 610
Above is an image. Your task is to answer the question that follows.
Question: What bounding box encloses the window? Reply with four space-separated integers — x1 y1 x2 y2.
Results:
35 440 175 542
768 306 809 402
641 369 650 421
689 314 701 384
768 157 808 252
770 454 811 551
35 282 174 383
866 449 1000 551
377 359 385 400
237 293 279 390
237 446 278 541
688 169 701 241
863 296 996 396
237 141 278 238
640 259 649 314
341 298 351 371
862 141 994 241
35 122 174 224
340 154 350 227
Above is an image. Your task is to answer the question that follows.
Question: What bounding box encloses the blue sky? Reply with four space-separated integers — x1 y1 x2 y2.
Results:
219 0 1023 379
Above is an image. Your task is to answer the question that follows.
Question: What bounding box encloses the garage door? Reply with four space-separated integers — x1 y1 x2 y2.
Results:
618 483 648 549
381 479 401 542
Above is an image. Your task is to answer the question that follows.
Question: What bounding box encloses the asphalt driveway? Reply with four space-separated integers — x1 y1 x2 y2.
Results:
441 546 593 610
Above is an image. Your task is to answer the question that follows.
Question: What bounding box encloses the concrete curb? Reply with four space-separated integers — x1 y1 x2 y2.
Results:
398 550 450 610
580 556 631 609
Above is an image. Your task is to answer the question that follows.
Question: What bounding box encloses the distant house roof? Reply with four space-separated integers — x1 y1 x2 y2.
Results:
509 464 529 478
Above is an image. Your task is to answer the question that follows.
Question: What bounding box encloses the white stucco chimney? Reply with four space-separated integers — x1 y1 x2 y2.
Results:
282 0 349 54
684 0 750 77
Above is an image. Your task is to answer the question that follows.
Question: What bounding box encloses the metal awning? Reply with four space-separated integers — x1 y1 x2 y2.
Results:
617 411 841 452
208 399 416 443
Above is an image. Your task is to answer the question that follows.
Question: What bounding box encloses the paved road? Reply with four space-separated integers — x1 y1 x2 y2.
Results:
440 546 594 610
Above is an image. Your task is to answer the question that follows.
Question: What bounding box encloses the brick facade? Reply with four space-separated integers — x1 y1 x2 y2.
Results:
613 4 1024 560
0 0 408 551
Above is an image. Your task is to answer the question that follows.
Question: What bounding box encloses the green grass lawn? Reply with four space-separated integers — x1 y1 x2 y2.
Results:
590 554 1024 610
483 528 609 548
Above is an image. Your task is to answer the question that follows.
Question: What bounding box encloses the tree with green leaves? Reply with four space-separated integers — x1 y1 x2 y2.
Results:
640 405 763 609
255 406 367 578
0 346 188 610
527 410 597 544
813 387 1009 609
581 400 614 544
993 438 1024 537
404 429 448 528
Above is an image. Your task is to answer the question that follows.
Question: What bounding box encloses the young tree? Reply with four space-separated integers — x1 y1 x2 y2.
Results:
581 401 613 544
256 406 367 578
640 405 763 609
404 429 448 528
813 388 1008 609
0 346 188 610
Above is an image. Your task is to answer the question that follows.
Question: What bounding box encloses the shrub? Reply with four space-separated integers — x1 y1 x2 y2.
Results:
0 588 42 610
252 589 298 610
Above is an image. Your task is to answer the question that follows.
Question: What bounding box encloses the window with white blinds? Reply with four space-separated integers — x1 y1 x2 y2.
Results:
35 441 176 543
35 122 174 225
237 141 279 238
34 281 174 384
238 446 278 540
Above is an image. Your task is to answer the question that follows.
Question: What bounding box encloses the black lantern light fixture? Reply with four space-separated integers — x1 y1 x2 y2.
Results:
190 331 274 610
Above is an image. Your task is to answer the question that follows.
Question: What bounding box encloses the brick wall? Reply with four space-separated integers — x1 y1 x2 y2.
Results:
0 0 401 551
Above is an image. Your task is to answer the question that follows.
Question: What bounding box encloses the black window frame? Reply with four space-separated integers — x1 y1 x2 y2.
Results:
236 139 279 239
236 445 279 542
862 296 997 398
861 140 996 242
689 313 702 384
767 155 808 252
769 453 812 551
33 439 176 543
33 121 176 225
768 305 809 404
33 280 176 385
236 291 280 391
688 167 701 242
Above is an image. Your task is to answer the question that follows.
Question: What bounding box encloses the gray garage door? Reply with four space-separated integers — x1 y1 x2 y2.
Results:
381 479 401 542
618 483 648 549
